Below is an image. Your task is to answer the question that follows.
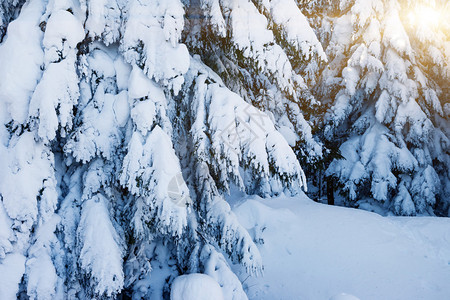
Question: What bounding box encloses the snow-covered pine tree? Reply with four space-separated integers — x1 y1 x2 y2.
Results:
0 0 308 298
319 0 450 215
182 0 327 171
401 0 450 213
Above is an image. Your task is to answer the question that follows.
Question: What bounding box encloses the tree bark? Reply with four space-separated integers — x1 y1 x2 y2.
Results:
327 177 334 206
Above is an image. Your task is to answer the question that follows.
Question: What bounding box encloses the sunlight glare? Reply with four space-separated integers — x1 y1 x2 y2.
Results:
407 4 444 30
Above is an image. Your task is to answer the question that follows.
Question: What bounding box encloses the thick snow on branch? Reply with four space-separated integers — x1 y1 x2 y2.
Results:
186 56 306 197
77 194 125 298
0 0 45 124
120 0 189 92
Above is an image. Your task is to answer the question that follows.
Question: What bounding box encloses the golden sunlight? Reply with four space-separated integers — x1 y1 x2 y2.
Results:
407 5 441 28
406 2 450 33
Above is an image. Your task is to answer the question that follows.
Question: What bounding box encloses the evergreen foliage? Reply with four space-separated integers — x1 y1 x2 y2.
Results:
0 0 448 299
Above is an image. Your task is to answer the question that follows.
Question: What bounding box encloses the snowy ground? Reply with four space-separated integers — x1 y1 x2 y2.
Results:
231 193 450 300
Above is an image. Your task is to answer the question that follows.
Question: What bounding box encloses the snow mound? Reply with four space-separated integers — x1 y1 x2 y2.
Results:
171 273 224 300
330 293 361 300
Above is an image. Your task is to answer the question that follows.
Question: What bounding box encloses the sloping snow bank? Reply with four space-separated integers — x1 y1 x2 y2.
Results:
232 193 450 300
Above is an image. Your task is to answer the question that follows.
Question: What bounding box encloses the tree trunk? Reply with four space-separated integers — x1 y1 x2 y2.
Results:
327 177 334 206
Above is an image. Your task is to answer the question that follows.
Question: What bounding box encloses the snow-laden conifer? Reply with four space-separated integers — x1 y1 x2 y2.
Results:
0 0 310 298
321 0 449 215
